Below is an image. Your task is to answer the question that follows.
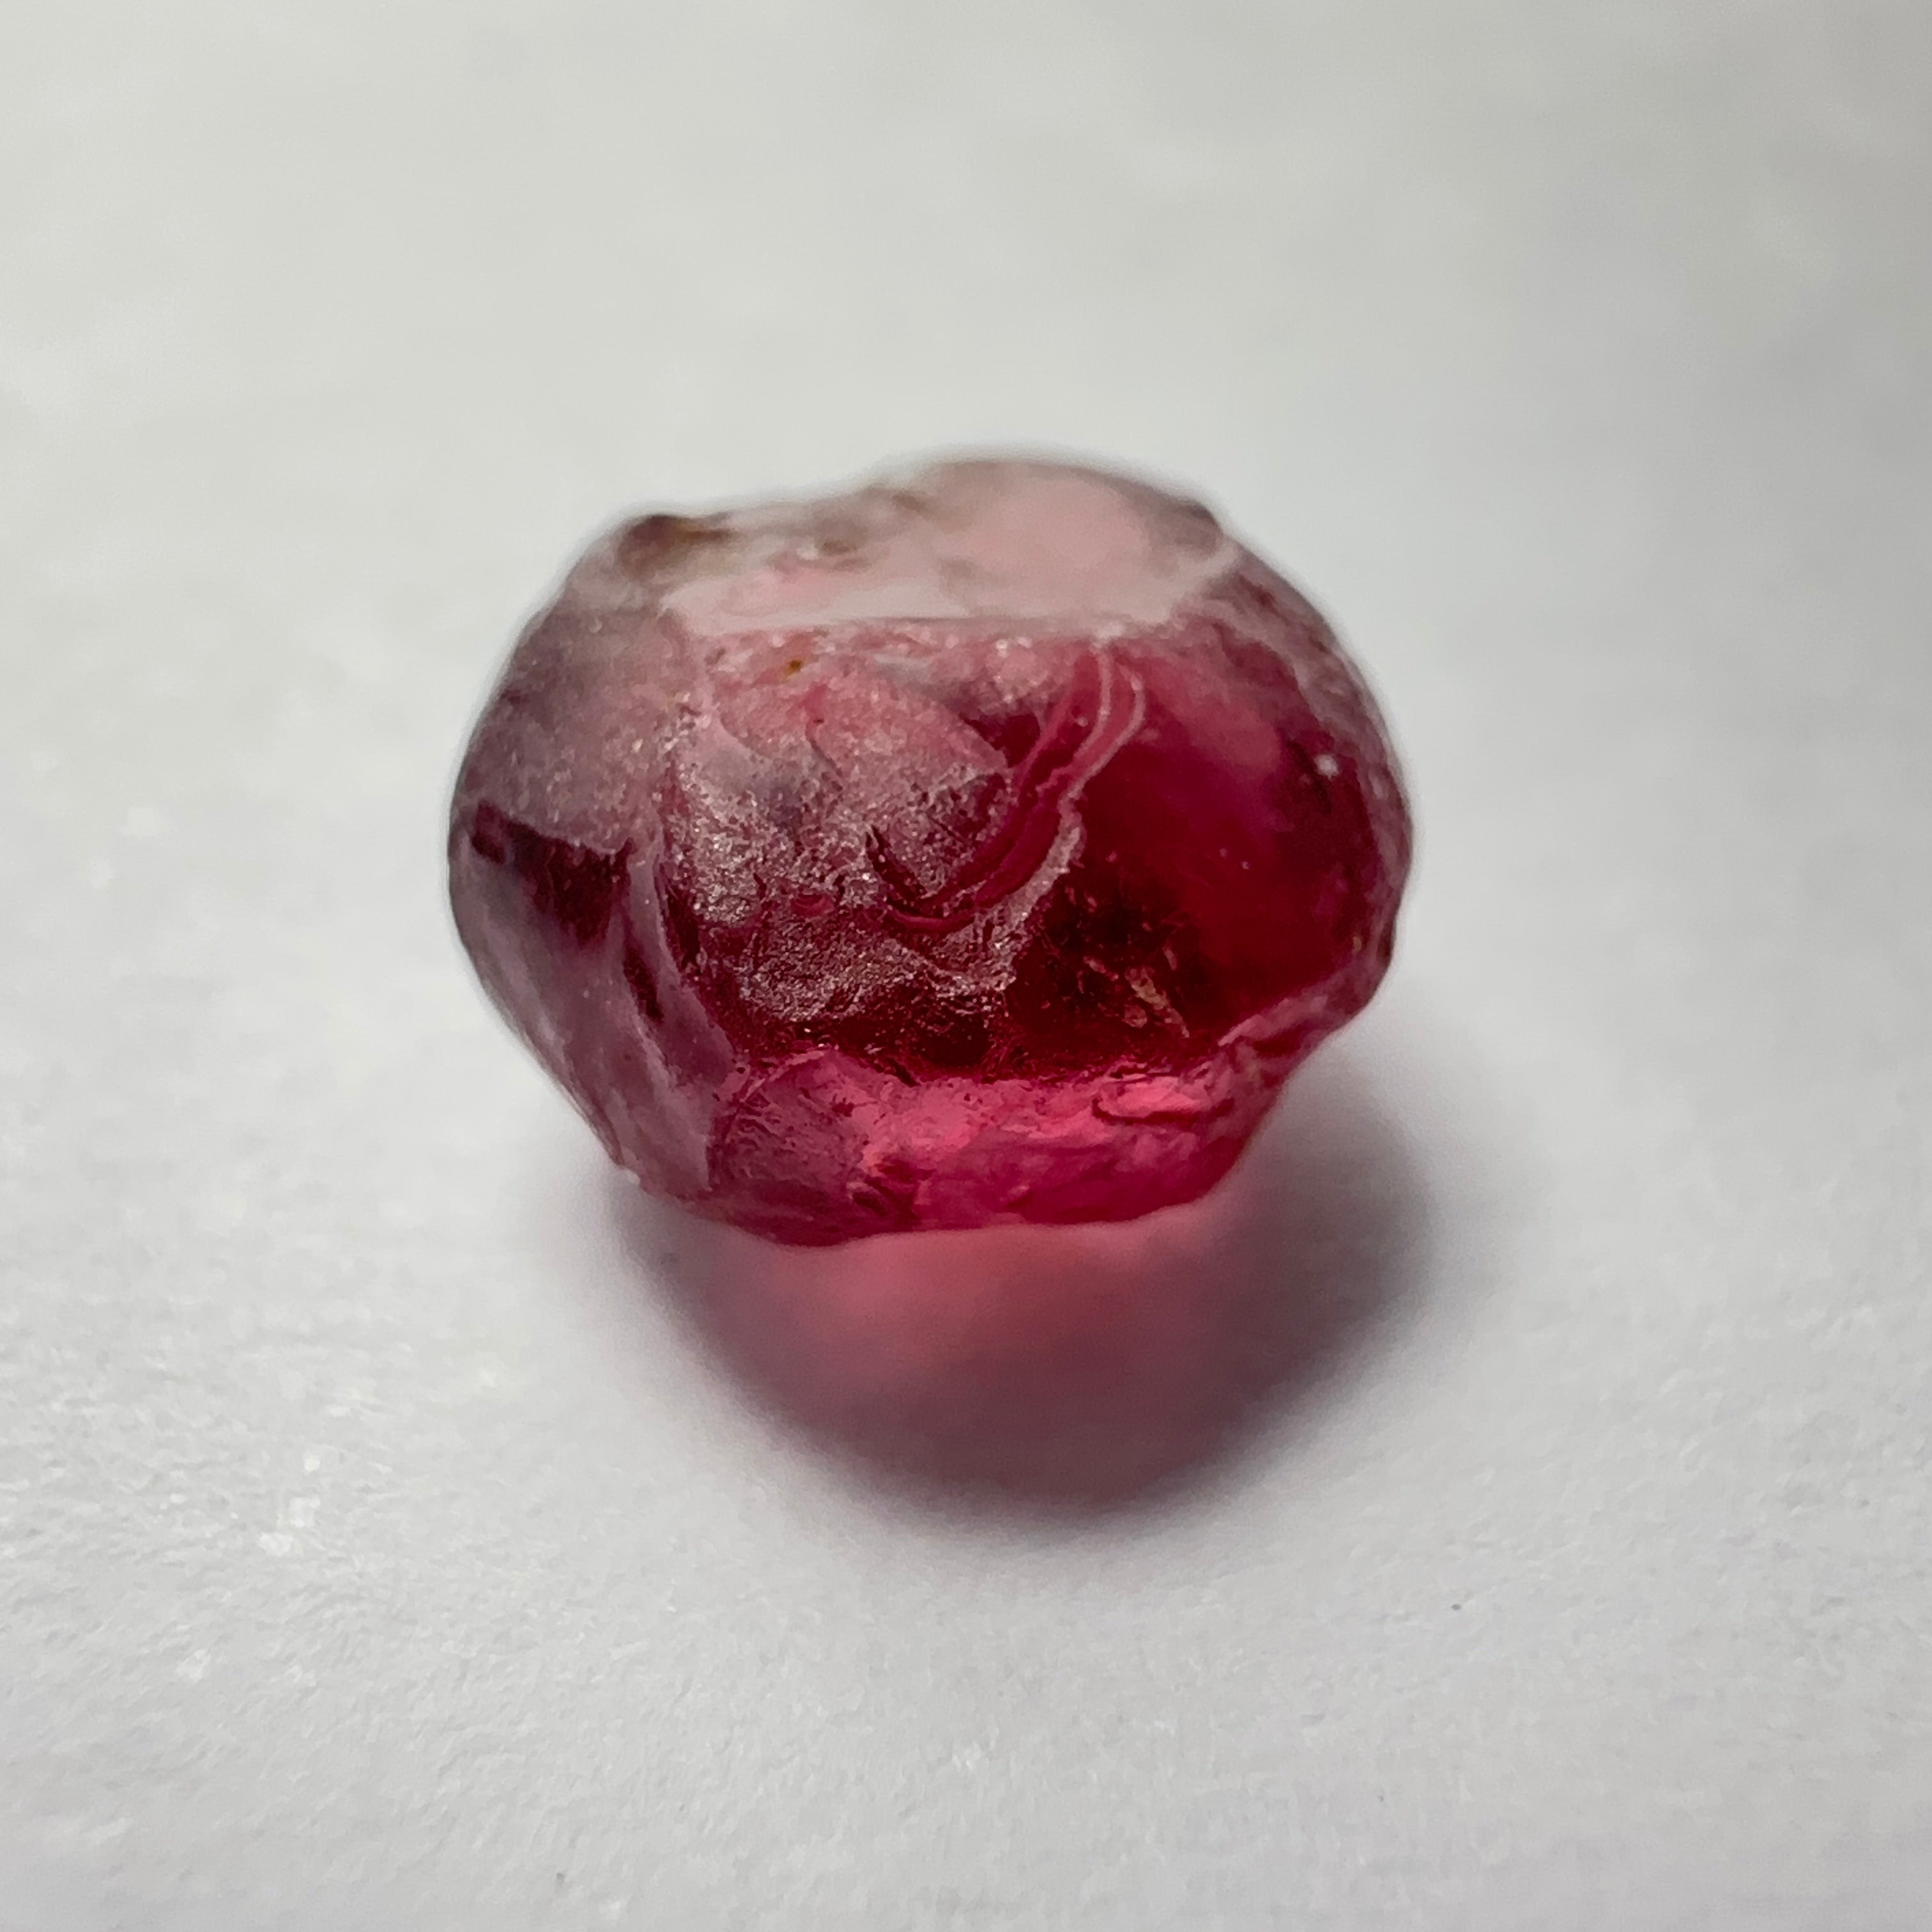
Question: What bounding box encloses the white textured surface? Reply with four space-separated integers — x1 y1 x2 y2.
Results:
3 3 1930 1926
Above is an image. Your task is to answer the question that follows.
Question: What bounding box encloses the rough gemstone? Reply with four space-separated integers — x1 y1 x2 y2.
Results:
449 458 1411 1246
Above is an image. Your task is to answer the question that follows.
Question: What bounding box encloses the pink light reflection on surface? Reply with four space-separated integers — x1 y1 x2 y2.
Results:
621 1047 1425 1508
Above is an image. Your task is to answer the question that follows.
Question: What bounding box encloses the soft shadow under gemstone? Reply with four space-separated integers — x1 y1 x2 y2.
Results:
448 457 1411 1245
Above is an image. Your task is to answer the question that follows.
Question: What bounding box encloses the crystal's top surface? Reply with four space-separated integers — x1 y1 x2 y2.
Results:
646 460 1231 632
450 456 1411 1243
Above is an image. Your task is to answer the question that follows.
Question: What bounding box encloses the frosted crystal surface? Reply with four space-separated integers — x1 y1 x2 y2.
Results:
449 459 1411 1244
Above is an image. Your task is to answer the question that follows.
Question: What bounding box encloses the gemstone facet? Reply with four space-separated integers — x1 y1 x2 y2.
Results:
449 459 1411 1245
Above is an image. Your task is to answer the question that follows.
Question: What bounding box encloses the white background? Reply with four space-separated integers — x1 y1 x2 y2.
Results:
3 3 1929 1926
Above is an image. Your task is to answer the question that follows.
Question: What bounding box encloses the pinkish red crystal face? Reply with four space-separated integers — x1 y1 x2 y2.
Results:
449 459 1411 1245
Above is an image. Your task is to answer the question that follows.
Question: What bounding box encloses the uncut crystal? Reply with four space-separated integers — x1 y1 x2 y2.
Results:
449 459 1411 1245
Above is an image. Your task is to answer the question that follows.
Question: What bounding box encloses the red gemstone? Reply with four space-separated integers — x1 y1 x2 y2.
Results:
449 459 1411 1245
